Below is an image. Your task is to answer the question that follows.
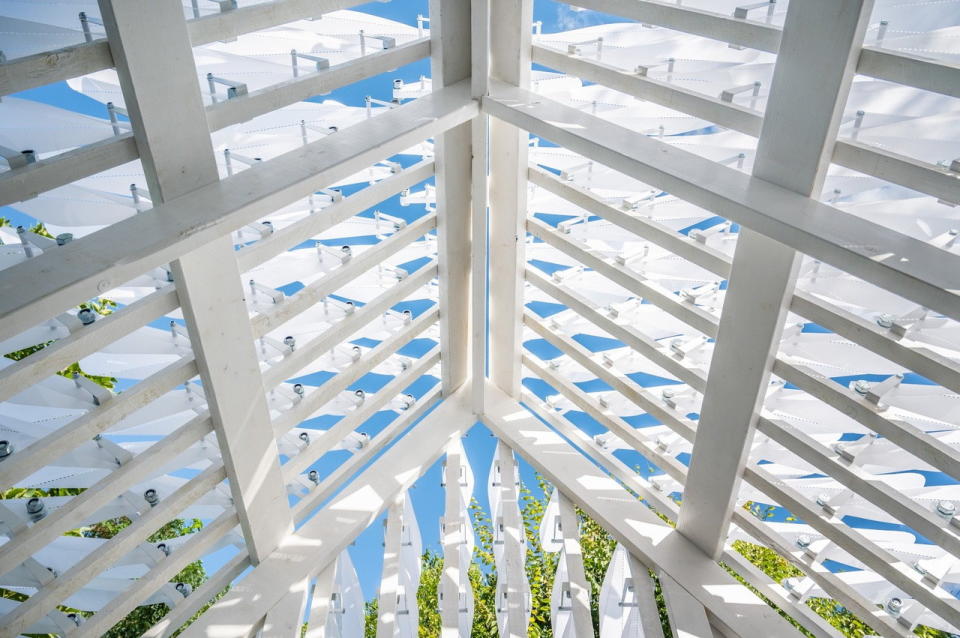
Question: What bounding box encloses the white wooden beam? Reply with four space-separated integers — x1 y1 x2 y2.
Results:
659 573 713 638
376 498 403 638
756 416 960 558
261 577 310 638
179 385 471 638
431 0 473 396
495 440 528 638
526 216 719 339
560 0 780 52
304 563 335 638
206 39 430 132
0 287 178 403
677 0 874 558
857 46 960 99
0 134 138 208
0 40 114 97
250 219 437 344
772 360 960 480
487 0 532 398
0 82 476 342
186 0 371 48
742 463 960 627
556 492 593 638
440 443 464 636
532 43 960 204
97 0 293 565
470 0 491 414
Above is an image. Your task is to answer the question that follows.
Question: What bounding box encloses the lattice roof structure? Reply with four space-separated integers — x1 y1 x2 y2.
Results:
1 0 959 636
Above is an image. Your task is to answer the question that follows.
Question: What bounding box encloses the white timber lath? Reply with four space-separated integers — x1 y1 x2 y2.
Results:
0 0 959 636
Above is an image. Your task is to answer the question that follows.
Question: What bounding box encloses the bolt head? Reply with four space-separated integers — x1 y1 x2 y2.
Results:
937 500 956 518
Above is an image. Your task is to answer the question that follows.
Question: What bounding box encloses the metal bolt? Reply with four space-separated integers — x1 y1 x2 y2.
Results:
56 233 73 246
876 313 895 328
795 534 812 549
661 388 676 400
815 493 831 508
144 488 159 507
299 431 310 444
0 440 12 460
852 380 871 395
354 389 366 400
78 308 96 325
26 497 46 521
293 383 304 396
886 597 902 615
308 470 320 485
67 613 83 626
176 582 192 597
157 543 170 556
283 335 296 350
936 500 956 519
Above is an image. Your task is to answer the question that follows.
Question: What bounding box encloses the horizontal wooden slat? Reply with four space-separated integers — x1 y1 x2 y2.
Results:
206 39 430 131
0 356 197 489
0 287 179 403
0 133 138 208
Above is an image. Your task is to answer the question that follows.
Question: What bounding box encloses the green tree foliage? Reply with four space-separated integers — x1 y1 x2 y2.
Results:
358 480 954 638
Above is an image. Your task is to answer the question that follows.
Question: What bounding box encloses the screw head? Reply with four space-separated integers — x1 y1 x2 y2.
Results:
0 440 12 459
78 308 96 325
886 597 902 615
936 500 956 519
876 313 895 328
852 380 871 395
26 497 46 521
796 534 812 549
